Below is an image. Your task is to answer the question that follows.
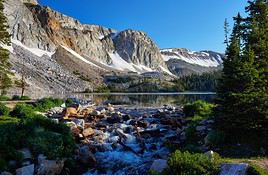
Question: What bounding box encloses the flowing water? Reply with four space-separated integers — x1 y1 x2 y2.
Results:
56 92 216 175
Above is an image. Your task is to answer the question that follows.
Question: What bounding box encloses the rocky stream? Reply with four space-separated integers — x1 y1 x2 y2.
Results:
46 102 186 175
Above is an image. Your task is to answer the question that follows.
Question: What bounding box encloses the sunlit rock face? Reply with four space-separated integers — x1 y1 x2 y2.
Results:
21 0 38 5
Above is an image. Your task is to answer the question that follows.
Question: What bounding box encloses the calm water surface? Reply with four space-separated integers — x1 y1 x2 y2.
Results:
64 92 216 107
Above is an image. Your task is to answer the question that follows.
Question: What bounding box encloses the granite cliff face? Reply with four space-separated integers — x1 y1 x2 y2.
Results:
4 0 166 70
113 30 166 69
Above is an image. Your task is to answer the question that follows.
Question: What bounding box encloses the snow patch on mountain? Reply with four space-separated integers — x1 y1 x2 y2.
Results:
108 52 137 72
61 45 104 69
108 52 169 74
161 48 223 68
12 40 55 57
159 66 174 76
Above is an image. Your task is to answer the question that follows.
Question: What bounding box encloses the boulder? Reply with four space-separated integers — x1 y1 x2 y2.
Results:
73 119 85 129
140 129 160 137
0 172 12 175
82 127 94 137
37 160 64 175
96 107 106 114
38 154 47 164
62 107 78 119
107 106 114 112
77 145 97 165
196 125 207 132
65 121 77 128
204 150 214 160
51 119 59 123
107 113 121 124
150 159 167 173
122 114 131 121
220 163 248 175
70 127 82 138
160 118 181 127
16 164 34 175
80 107 94 115
91 110 101 116
137 121 149 128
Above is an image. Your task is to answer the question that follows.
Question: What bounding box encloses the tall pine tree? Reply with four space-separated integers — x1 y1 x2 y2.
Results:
0 0 11 95
215 0 268 147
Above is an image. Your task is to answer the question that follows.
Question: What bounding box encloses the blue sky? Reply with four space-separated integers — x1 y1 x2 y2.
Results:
38 0 248 53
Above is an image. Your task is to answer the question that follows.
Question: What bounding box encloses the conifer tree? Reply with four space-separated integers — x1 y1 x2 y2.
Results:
0 0 11 95
244 0 268 133
215 0 268 145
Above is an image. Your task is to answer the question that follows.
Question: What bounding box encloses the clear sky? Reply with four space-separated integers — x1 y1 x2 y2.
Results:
38 0 248 53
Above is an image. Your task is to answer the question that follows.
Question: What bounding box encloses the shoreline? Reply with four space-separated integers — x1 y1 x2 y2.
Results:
79 92 217 95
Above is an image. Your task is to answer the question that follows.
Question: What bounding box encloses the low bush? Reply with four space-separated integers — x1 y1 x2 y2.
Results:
33 98 64 112
12 95 31 101
0 96 10 101
65 98 75 106
94 85 110 93
206 130 225 147
10 103 36 119
0 103 10 116
27 130 69 159
247 163 268 175
0 98 75 172
24 117 75 159
0 116 19 125
163 150 221 175
0 116 75 171
183 100 214 118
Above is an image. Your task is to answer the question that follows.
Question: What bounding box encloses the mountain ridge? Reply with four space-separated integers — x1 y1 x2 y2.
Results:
3 0 224 97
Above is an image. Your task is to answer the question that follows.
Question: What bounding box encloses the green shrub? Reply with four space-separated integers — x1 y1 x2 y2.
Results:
183 100 214 118
12 95 31 101
0 103 10 116
182 144 202 153
0 116 19 125
0 96 10 101
33 98 64 112
163 150 221 175
247 163 268 175
27 130 66 159
0 115 75 168
10 103 36 119
65 98 75 106
94 85 110 93
0 158 8 172
24 116 75 159
206 130 225 147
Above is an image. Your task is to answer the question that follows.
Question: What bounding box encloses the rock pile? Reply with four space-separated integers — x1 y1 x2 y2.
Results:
46 103 185 174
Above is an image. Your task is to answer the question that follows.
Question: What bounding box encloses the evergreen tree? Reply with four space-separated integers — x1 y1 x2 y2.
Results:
0 0 11 95
244 0 268 134
224 18 230 47
215 0 268 146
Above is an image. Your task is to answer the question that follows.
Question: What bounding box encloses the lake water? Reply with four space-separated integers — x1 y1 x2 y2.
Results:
66 92 216 107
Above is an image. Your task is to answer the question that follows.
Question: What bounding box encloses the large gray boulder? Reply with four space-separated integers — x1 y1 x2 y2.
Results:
16 164 34 175
220 163 248 175
150 159 167 173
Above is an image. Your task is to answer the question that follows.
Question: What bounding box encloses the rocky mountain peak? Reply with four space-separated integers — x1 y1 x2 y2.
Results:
113 29 167 69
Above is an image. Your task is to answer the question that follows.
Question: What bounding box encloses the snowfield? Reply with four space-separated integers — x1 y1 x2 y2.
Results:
161 49 222 67
61 45 104 69
12 40 55 57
